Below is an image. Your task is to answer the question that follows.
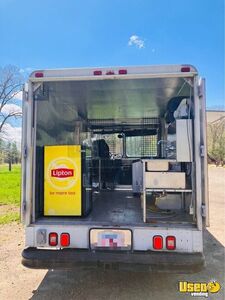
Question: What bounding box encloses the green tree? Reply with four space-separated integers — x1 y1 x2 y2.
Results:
11 141 20 164
5 141 12 171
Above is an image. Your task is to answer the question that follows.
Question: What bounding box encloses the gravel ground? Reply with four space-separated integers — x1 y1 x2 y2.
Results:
0 166 224 300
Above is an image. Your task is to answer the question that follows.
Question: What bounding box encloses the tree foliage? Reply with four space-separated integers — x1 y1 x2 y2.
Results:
207 118 225 165
0 138 21 170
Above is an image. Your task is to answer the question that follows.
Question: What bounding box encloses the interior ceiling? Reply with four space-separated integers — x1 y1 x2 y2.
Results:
38 77 192 123
48 78 190 119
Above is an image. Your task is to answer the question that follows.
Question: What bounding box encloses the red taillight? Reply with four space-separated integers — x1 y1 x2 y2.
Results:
60 233 70 247
181 66 190 72
153 235 163 250
93 70 102 76
118 69 127 75
35 72 44 78
106 71 115 75
49 232 58 246
166 236 176 250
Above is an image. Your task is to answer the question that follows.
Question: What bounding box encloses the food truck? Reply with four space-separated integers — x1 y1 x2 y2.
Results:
21 65 208 272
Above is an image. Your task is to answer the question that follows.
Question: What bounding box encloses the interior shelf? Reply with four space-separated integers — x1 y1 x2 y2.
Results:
145 188 192 193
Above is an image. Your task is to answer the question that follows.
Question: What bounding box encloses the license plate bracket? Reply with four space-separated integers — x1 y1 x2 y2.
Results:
90 228 132 251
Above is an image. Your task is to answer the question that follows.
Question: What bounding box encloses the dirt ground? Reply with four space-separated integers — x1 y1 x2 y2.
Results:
0 204 19 216
0 166 224 300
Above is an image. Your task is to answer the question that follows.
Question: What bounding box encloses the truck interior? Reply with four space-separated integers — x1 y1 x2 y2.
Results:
34 76 196 227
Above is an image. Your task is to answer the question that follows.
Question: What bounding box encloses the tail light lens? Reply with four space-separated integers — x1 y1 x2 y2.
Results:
60 233 70 247
181 66 190 72
118 69 127 75
106 71 115 75
166 236 176 250
93 70 102 75
49 232 58 246
153 235 163 250
35 72 44 78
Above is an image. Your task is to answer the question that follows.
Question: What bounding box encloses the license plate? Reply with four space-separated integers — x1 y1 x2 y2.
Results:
90 229 132 250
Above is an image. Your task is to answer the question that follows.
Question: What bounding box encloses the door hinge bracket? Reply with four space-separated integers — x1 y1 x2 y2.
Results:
23 146 28 159
198 85 203 97
201 205 206 217
22 201 26 212
23 89 28 101
200 145 204 157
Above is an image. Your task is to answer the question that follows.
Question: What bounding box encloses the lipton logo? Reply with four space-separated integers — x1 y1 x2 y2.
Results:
51 168 74 178
46 157 78 190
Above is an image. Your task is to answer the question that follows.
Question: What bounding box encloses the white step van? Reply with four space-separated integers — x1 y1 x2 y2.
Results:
21 65 209 272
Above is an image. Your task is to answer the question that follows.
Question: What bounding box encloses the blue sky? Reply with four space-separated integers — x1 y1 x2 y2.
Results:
0 0 224 108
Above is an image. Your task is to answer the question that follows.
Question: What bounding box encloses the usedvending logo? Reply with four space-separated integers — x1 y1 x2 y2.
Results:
178 280 221 298
47 157 78 190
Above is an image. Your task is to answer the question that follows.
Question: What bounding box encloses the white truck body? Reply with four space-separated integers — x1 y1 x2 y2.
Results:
21 65 208 272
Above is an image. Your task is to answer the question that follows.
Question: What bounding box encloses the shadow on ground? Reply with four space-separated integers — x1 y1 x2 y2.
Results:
30 230 224 300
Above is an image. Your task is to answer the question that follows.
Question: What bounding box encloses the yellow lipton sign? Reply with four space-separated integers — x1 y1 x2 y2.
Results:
44 145 82 216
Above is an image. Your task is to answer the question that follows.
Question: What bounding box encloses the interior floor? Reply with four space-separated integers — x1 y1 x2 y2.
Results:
36 190 195 228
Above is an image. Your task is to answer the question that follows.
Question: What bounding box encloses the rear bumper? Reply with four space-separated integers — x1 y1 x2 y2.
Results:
22 248 205 273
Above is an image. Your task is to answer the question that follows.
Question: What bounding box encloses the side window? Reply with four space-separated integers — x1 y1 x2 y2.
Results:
126 135 158 157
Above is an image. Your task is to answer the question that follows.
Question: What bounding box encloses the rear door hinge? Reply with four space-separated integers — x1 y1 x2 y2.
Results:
23 146 28 159
198 85 203 97
24 91 28 102
201 205 206 217
22 201 26 212
198 78 205 97
200 145 204 157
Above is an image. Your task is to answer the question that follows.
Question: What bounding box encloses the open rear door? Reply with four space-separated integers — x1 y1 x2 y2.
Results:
198 78 209 227
21 85 28 224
